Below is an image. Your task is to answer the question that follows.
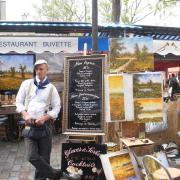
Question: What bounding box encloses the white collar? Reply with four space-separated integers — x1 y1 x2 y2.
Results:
35 75 47 85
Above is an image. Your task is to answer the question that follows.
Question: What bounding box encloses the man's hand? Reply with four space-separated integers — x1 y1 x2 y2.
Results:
35 114 51 126
21 110 32 125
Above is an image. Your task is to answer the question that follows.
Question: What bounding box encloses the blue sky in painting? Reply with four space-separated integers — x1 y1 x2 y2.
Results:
116 37 153 54
134 73 162 84
0 54 34 72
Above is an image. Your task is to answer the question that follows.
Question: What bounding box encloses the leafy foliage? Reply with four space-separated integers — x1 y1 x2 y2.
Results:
33 0 91 22
100 0 177 24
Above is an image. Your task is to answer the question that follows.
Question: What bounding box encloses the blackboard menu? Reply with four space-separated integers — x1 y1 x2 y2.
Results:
64 55 105 132
61 143 107 180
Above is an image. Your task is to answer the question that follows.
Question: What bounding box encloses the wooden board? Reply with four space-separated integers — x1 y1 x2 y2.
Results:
120 138 154 147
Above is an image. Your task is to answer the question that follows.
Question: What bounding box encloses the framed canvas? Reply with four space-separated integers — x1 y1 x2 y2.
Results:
105 74 125 121
63 55 107 133
61 143 107 180
133 72 163 123
109 37 154 73
100 150 141 180
105 73 134 122
0 53 35 105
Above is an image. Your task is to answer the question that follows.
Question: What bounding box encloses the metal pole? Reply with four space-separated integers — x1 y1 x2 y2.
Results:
0 0 6 20
92 0 98 53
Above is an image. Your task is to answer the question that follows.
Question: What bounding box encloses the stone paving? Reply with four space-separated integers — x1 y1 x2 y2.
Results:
0 134 67 180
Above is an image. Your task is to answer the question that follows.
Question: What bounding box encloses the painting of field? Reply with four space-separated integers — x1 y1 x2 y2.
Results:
110 37 154 73
133 72 163 98
134 98 163 123
109 75 125 121
109 153 137 180
0 54 34 91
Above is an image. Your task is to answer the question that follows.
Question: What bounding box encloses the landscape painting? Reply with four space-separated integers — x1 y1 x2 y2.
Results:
100 151 138 180
108 75 125 121
110 37 154 73
133 72 163 98
0 54 34 92
134 98 163 123
133 72 163 123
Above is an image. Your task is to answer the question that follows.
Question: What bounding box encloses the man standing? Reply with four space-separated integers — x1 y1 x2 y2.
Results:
169 73 180 100
16 59 62 180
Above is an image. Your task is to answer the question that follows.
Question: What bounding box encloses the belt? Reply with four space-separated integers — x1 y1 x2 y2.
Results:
30 119 50 127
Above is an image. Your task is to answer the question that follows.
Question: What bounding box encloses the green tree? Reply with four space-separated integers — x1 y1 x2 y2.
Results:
134 100 143 120
134 43 141 59
99 0 112 23
33 0 91 22
141 45 148 61
9 67 16 77
99 0 177 24
110 39 126 67
133 75 140 97
148 79 153 87
19 64 26 79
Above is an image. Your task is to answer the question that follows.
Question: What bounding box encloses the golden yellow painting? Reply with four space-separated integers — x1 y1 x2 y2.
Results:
134 98 163 123
109 75 125 121
109 153 137 180
110 37 154 73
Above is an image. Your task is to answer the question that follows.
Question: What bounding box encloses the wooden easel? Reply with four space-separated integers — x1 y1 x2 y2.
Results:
63 132 105 143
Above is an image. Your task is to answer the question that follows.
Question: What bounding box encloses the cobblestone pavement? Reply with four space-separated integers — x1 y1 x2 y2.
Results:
0 134 67 180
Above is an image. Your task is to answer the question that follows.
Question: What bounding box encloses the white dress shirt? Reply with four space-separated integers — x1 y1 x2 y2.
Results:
16 76 61 119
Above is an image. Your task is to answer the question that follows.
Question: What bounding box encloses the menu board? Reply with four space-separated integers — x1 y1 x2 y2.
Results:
63 55 106 133
61 143 107 180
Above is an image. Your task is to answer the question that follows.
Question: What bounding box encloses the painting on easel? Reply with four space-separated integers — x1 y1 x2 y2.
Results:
133 72 163 123
100 150 140 180
105 74 125 121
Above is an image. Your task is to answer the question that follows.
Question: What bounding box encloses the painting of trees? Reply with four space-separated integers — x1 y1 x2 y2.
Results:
110 37 153 73
110 38 126 69
9 67 16 77
134 100 143 120
19 64 26 79
0 55 34 91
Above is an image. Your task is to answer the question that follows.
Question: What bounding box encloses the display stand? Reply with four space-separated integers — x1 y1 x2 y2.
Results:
63 132 105 143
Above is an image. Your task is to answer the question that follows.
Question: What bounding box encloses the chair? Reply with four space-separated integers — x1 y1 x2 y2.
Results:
142 155 180 180
0 115 9 140
17 118 25 140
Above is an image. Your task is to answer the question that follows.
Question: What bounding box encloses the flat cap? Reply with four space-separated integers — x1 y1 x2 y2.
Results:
34 59 48 66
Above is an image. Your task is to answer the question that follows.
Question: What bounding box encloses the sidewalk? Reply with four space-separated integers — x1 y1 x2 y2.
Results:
0 134 66 180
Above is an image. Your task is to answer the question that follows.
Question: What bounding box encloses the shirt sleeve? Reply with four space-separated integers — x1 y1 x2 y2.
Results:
16 80 28 113
47 86 61 119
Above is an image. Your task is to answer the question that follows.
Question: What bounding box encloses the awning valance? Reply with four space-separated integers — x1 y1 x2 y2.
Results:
153 40 180 56
0 37 78 53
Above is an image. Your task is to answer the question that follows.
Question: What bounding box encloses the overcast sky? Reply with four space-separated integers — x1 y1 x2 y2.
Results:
5 0 180 27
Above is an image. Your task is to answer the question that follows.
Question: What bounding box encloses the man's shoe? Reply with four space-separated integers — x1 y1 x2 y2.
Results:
62 172 71 179
51 169 63 180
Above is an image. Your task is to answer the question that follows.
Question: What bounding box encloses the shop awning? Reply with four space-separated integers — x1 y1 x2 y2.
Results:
0 21 180 41
153 40 180 55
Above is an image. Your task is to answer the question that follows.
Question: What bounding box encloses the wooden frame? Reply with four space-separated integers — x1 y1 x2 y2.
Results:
63 55 107 134
100 150 141 180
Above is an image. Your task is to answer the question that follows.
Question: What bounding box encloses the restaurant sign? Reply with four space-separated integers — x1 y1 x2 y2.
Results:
0 37 78 53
